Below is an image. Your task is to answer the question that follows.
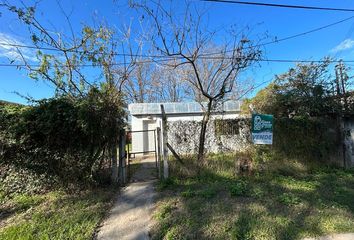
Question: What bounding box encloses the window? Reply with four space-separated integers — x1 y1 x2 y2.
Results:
214 119 240 136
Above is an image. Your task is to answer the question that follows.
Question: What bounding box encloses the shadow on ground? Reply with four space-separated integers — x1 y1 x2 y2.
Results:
150 158 354 240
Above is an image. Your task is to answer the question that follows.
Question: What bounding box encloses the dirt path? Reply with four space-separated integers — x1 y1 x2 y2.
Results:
97 156 158 240
303 233 354 240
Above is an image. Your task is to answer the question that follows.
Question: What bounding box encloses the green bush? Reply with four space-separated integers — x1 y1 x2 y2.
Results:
0 164 57 196
0 87 125 188
273 117 338 163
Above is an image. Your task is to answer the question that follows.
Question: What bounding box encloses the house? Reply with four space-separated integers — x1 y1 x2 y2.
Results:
128 101 248 155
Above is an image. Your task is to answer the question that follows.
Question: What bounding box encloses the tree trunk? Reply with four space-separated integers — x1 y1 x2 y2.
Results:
197 100 213 162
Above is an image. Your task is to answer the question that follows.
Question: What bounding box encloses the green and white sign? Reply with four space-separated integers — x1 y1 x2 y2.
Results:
252 114 273 145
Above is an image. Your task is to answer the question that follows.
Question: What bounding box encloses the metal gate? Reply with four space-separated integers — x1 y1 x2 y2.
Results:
126 129 160 178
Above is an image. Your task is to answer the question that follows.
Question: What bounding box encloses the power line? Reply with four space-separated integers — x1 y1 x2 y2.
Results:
1 14 353 61
0 58 173 68
252 16 354 48
200 0 354 12
0 41 170 59
0 15 353 67
1 58 354 68
199 15 354 57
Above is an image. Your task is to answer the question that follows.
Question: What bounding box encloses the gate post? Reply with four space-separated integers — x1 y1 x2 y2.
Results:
111 139 118 184
156 127 162 179
161 105 169 179
118 129 127 184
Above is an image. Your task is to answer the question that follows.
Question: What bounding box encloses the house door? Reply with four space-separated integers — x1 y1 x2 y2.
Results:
143 120 156 153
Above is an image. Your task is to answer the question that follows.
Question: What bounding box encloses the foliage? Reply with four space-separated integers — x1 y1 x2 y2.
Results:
241 60 348 164
229 180 248 197
242 59 351 118
0 87 125 187
2 3 124 98
0 163 57 198
277 193 302 206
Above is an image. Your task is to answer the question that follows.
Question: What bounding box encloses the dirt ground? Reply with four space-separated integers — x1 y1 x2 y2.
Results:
97 155 158 240
303 233 354 240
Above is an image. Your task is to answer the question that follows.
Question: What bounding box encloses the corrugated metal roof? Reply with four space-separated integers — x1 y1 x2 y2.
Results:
128 101 241 115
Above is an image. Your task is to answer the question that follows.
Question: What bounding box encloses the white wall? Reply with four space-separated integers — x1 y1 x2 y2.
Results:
131 116 160 154
130 113 240 154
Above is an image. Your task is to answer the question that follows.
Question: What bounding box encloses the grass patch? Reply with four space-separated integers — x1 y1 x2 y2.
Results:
151 157 354 240
0 187 116 240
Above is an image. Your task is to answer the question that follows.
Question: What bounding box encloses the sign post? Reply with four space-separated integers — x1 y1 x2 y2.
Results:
251 114 273 145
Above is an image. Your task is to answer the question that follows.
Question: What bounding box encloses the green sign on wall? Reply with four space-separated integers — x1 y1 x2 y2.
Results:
252 114 273 145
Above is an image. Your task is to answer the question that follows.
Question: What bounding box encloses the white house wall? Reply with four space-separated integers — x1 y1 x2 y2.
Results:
128 100 243 155
131 115 161 154
130 113 245 154
167 118 251 154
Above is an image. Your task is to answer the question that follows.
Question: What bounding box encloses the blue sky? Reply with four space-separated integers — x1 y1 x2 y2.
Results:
1 0 354 104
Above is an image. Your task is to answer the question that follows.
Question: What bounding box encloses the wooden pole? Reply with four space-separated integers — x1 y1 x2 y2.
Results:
118 129 126 184
111 139 118 184
167 142 183 164
127 133 131 180
161 104 169 179
154 129 158 172
156 127 162 179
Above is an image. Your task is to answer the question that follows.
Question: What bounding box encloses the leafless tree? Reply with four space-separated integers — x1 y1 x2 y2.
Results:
130 0 262 162
122 59 190 103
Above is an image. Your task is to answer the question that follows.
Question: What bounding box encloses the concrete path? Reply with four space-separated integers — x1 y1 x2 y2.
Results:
97 156 158 240
303 233 354 240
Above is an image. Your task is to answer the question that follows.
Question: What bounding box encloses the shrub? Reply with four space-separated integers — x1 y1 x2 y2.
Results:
0 88 125 188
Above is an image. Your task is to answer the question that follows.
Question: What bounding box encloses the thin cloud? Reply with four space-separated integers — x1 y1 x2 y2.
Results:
331 38 354 53
0 33 37 62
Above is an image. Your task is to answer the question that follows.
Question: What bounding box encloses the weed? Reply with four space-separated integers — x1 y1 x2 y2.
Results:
231 210 257 240
229 180 248 197
155 202 174 221
277 193 302 206
157 177 177 191
181 189 196 198
198 188 217 199
249 185 264 199
12 194 45 210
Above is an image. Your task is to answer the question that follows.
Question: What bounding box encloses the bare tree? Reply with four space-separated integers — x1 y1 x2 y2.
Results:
122 59 190 103
151 63 190 102
130 0 261 162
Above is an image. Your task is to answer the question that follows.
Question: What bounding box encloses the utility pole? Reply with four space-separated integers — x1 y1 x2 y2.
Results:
335 60 348 168
335 60 348 110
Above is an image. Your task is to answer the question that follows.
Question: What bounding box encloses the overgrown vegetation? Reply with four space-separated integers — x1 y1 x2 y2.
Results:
0 3 128 239
0 88 124 190
241 59 353 165
0 92 124 239
151 156 354 240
